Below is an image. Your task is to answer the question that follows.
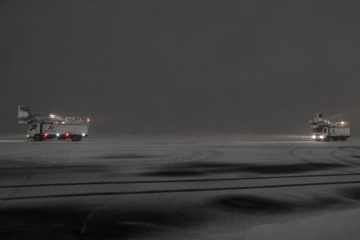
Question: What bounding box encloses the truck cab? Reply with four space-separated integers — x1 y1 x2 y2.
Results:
27 123 43 141
312 127 327 141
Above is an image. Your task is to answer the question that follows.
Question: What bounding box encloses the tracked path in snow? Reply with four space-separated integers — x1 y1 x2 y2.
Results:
1 178 360 201
289 146 360 174
1 172 360 189
1 140 360 202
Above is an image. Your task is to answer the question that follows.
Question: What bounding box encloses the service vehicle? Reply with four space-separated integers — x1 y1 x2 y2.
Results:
18 105 90 141
309 113 350 141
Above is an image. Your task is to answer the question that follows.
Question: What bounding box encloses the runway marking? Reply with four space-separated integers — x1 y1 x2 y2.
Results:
1 180 360 201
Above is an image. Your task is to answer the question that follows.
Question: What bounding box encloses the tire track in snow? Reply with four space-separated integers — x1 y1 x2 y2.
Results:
289 148 334 168
330 148 360 167
0 148 223 171
2 179 360 201
1 172 360 189
307 148 359 174
0 148 61 205
289 147 358 174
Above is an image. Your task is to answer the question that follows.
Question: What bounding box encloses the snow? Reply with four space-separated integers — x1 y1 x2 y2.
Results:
1 134 360 239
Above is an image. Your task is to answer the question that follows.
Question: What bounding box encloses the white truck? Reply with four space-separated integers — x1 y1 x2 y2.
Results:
18 106 90 141
309 113 350 141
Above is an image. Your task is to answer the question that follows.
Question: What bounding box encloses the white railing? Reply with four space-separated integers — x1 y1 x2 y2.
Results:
329 122 350 127
65 117 90 124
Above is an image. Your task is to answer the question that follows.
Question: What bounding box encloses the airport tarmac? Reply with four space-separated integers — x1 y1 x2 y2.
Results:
1 135 360 239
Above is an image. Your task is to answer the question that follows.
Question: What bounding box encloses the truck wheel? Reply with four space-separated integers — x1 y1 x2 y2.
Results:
34 135 42 141
71 135 80 141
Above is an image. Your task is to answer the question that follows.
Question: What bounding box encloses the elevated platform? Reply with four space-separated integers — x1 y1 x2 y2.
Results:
309 120 350 128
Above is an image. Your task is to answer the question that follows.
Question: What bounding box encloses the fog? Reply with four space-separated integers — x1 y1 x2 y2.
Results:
1 1 360 136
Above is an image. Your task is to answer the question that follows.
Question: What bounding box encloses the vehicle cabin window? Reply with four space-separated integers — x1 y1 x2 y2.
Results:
30 125 37 130
319 114 322 118
324 128 327 133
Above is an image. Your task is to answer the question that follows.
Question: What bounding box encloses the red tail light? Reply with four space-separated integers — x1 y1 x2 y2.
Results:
44 133 48 137
66 133 69 137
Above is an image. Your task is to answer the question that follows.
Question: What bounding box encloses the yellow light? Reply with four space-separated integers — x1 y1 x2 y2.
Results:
341 121 345 125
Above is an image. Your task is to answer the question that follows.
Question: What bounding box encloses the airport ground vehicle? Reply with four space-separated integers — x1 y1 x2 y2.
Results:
309 113 350 141
18 106 90 141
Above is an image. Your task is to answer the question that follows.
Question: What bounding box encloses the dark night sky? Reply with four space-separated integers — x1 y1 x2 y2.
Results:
1 0 360 136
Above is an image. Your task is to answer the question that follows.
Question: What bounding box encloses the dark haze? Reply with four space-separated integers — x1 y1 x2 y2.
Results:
1 0 360 136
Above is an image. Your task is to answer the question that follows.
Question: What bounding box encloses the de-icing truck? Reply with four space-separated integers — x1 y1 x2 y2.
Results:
309 113 350 141
18 106 90 141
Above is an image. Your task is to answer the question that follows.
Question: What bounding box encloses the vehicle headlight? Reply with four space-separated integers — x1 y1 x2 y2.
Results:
312 135 316 139
320 136 324 139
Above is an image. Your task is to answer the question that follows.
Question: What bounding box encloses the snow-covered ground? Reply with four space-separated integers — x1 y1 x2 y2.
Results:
1 134 360 239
